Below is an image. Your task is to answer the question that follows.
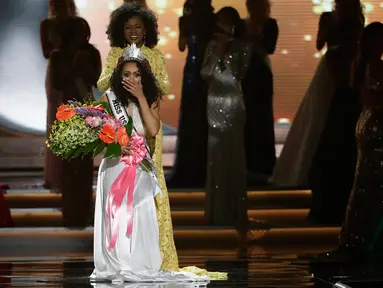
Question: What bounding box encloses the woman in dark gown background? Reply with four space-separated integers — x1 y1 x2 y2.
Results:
167 0 216 188
242 0 278 184
339 22 383 257
308 2 364 225
41 2 101 228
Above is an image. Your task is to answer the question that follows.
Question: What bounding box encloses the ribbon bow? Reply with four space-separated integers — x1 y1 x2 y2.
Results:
105 133 148 251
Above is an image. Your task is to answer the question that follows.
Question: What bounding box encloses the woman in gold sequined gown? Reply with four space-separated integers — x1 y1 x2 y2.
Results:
201 7 251 233
97 3 226 279
338 22 383 257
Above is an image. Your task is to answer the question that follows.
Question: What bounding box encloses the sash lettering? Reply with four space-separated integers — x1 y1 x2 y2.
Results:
106 90 129 125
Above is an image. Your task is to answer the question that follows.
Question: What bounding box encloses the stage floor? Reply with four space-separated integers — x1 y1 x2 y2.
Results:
1 246 383 287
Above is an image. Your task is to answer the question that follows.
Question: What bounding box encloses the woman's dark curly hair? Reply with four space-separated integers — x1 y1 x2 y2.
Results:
107 2 159 48
110 59 161 108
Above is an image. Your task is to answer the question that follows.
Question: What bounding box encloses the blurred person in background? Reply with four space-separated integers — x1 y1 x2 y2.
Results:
339 21 383 258
40 0 77 59
58 17 101 228
41 0 101 228
41 0 77 190
242 0 279 186
317 22 383 259
167 0 216 188
307 0 364 225
271 0 363 196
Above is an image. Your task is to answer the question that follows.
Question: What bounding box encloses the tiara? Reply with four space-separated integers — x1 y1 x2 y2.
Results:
122 44 146 62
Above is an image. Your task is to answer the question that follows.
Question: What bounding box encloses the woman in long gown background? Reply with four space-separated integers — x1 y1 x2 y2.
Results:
271 0 363 187
201 7 252 234
242 0 278 184
308 15 363 225
41 0 77 190
338 22 383 257
167 0 216 188
41 0 101 228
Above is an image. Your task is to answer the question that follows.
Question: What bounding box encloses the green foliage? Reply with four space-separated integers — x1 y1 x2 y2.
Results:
46 114 99 159
104 142 121 158
126 115 133 135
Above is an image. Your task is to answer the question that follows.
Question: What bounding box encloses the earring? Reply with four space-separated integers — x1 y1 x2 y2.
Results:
232 26 235 35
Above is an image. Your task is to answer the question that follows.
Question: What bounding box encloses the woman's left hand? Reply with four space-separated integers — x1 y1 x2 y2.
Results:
122 79 144 99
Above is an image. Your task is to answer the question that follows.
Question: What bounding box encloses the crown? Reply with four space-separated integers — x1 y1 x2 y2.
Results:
122 43 146 63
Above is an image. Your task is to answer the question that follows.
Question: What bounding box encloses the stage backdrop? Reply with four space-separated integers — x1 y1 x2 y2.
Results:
0 0 381 135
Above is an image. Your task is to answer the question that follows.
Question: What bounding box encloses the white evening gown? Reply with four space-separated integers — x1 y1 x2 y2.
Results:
270 50 336 186
90 103 210 284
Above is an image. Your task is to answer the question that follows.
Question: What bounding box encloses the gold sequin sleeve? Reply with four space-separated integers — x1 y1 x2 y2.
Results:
148 48 170 95
97 47 124 93
146 125 180 272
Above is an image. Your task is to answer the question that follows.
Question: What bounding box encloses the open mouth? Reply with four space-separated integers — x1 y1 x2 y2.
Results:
129 35 139 41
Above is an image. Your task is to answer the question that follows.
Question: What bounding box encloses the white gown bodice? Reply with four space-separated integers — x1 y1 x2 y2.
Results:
129 103 146 138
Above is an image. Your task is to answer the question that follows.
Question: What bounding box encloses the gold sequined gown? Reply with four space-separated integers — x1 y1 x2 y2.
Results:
201 41 252 230
340 66 383 255
97 45 226 279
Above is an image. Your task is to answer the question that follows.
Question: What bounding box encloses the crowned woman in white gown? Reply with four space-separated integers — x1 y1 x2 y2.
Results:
90 45 222 284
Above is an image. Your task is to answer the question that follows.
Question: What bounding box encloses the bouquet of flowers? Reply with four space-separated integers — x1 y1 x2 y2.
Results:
46 99 152 172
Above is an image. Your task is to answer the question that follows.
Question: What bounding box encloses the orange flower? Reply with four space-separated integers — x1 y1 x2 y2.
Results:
117 126 130 146
98 124 117 144
56 105 75 121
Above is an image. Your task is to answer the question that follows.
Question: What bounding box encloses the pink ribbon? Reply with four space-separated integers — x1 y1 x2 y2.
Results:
105 134 148 251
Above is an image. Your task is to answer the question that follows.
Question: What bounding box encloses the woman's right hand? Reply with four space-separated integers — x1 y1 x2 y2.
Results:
121 143 132 155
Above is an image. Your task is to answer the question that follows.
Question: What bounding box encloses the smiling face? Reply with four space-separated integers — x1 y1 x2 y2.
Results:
121 61 141 84
124 16 146 47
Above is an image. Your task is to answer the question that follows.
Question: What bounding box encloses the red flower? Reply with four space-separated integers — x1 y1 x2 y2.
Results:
56 105 75 121
98 124 117 144
117 126 130 146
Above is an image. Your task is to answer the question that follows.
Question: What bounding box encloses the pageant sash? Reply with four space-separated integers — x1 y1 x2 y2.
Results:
105 89 129 125
105 89 135 250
